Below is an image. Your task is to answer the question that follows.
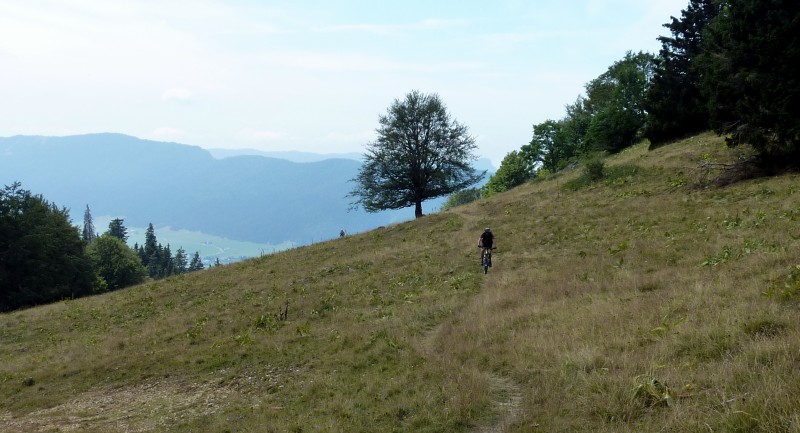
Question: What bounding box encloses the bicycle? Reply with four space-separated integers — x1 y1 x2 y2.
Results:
480 247 495 274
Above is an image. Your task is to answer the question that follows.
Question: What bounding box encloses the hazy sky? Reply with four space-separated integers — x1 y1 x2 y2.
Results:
0 0 687 166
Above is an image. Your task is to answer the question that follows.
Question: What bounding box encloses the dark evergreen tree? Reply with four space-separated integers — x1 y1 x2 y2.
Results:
644 0 722 148
174 247 188 274
147 242 164 279
87 234 146 291
82 205 97 243
142 223 157 267
699 0 800 163
107 218 128 242
162 244 174 277
0 182 95 311
188 252 204 272
349 90 485 218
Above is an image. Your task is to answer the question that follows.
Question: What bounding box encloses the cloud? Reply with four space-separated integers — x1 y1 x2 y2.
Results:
161 88 194 102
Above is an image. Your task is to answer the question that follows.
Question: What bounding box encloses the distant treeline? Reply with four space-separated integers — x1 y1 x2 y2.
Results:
0 182 204 312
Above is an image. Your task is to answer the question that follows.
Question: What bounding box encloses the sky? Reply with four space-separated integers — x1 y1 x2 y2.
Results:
0 0 688 166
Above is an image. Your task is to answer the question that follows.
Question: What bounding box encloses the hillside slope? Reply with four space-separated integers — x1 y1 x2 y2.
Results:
1 132 799 432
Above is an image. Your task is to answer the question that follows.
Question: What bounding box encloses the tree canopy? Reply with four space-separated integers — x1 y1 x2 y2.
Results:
0 182 95 311
481 151 534 197
583 51 656 153
350 90 485 218
87 234 146 291
524 119 567 174
107 218 128 242
485 51 655 197
698 0 800 162
134 223 201 279
644 0 722 147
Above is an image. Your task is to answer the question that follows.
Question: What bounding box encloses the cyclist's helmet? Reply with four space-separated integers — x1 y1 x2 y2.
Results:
484 227 491 232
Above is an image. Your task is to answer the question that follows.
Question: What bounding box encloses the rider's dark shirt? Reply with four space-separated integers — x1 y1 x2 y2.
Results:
480 232 494 248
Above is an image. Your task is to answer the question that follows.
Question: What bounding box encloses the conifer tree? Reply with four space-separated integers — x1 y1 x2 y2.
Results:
644 0 722 147
143 223 157 265
82 205 97 243
107 218 128 242
162 244 174 277
188 252 204 272
174 247 188 274
699 0 800 162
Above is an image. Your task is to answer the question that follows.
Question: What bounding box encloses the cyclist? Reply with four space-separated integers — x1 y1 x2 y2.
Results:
478 227 495 266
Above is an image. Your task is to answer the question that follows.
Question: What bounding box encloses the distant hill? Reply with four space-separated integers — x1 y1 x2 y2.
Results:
206 147 497 173
207 148 364 163
0 133 483 244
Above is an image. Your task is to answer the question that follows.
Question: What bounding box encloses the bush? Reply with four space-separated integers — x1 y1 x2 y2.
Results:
584 157 606 181
87 234 147 291
442 188 481 211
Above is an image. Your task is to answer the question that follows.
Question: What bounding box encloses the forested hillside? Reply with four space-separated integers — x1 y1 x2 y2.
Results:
482 0 799 199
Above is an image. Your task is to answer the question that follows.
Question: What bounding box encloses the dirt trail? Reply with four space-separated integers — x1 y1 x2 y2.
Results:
472 375 523 433
419 316 524 433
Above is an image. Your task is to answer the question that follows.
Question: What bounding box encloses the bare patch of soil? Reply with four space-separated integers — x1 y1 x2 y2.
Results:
0 378 233 433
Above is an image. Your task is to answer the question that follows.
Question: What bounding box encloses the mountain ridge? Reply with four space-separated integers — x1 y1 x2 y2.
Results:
0 133 456 244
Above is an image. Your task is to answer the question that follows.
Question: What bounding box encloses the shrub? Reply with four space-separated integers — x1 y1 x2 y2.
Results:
442 188 481 211
584 157 606 182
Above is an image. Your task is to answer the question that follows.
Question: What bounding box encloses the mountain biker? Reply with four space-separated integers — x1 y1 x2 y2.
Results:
478 227 495 266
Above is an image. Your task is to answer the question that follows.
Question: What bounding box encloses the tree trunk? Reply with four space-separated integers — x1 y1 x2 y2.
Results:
414 201 423 218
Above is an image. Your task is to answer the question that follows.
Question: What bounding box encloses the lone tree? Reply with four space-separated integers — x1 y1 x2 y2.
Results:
350 90 484 218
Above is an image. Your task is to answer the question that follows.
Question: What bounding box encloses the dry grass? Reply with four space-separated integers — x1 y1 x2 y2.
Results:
2 132 800 432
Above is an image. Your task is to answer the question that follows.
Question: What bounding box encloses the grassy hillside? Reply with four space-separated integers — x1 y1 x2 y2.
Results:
2 132 800 432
